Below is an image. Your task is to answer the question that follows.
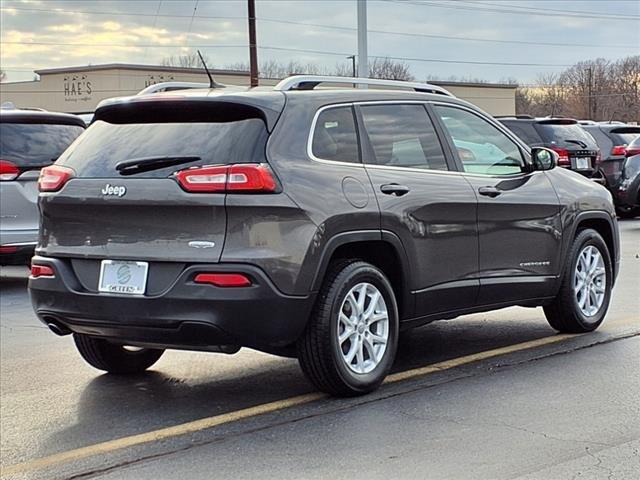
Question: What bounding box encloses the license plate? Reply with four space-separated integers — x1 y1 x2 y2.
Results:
98 260 148 295
574 157 590 170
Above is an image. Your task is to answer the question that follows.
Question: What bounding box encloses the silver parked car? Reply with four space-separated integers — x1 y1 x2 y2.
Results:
0 109 85 264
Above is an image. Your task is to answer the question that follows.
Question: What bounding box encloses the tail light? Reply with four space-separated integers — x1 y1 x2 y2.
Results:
0 160 20 181
626 146 640 157
550 147 570 166
0 245 19 254
38 165 74 192
194 273 252 287
175 163 277 193
31 264 55 278
611 145 627 156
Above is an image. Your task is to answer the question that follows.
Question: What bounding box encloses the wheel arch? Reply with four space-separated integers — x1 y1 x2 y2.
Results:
310 231 414 319
565 211 619 285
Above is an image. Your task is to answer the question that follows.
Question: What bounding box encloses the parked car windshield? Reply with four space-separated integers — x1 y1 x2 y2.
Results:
57 118 268 178
535 123 597 148
0 123 84 168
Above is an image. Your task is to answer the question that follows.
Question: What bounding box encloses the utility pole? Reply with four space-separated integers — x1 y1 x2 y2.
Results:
357 0 368 84
248 0 259 87
587 67 593 119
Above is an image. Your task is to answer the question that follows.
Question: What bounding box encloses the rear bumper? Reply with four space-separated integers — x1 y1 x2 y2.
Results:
28 256 314 353
0 232 37 265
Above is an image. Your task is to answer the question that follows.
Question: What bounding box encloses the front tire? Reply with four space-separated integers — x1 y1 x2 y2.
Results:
544 229 612 333
74 334 164 374
297 260 399 396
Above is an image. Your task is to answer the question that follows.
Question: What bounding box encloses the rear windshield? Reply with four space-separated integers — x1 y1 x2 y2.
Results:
609 130 640 146
57 119 268 178
0 123 84 168
535 123 597 149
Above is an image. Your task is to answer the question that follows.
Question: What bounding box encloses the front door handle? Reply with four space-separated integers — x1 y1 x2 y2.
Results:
380 183 410 196
478 186 502 198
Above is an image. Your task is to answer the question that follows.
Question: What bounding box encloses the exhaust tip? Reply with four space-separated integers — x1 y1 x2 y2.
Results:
44 318 71 336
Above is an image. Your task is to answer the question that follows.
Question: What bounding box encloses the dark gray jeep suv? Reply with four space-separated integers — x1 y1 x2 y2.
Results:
29 76 620 396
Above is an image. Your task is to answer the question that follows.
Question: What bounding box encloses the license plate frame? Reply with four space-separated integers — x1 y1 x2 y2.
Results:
98 260 149 295
574 157 591 170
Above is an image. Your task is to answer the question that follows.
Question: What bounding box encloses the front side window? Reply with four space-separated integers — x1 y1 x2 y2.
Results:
434 105 525 176
360 104 448 171
311 106 360 163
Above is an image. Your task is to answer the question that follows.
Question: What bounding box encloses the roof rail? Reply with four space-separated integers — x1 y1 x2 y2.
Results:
273 75 454 97
136 81 216 96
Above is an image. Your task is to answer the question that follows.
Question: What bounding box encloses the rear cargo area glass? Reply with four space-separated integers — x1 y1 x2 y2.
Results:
535 124 597 148
0 123 84 168
58 119 268 178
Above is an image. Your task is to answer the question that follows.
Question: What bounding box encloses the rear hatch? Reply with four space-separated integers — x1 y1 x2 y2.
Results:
0 118 84 238
38 97 279 279
534 120 599 173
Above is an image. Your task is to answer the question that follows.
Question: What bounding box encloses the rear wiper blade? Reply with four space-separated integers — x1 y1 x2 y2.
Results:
116 156 201 176
564 139 588 148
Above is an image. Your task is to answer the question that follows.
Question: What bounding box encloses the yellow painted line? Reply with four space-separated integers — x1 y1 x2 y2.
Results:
2 323 636 478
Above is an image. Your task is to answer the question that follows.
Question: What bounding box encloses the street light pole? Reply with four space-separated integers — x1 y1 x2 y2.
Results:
357 0 368 86
347 55 356 77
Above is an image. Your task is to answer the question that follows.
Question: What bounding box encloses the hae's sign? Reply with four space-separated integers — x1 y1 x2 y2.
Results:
63 74 92 103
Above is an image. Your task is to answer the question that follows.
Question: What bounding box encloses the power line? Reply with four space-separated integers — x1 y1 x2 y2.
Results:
455 0 640 19
381 0 640 21
256 17 637 49
0 42 572 67
1 6 637 49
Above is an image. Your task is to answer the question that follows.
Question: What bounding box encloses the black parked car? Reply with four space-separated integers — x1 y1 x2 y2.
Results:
497 116 600 177
29 77 619 396
581 124 640 212
614 135 640 218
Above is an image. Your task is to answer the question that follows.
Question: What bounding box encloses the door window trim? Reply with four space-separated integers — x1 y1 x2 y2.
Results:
429 101 533 177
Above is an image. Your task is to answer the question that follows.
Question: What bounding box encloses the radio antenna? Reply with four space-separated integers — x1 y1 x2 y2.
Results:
197 50 217 88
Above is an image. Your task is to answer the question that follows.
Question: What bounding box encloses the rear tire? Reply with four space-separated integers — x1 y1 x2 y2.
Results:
616 206 640 219
73 334 164 374
297 260 399 397
544 229 612 333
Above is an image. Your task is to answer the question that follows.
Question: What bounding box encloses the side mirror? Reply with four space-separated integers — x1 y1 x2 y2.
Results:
531 147 557 171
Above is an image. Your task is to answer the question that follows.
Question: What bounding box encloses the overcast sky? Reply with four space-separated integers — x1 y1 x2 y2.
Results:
1 0 638 85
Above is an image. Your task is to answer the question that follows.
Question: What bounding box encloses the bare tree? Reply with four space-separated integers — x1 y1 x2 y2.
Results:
516 56 639 122
161 53 209 68
225 60 330 78
368 58 414 81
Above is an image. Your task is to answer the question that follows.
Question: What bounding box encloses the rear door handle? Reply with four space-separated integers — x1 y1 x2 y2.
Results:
380 183 410 196
478 186 502 198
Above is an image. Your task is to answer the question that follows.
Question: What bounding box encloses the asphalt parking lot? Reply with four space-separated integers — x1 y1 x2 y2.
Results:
1 219 639 480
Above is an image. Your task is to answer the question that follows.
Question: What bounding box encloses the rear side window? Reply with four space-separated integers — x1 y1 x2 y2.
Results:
311 106 360 163
500 121 543 146
0 123 84 168
58 118 269 178
360 104 448 170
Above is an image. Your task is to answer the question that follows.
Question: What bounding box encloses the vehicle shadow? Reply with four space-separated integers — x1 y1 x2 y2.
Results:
33 309 556 459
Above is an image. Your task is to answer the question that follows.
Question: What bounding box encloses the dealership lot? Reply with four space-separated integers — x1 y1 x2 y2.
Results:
1 218 638 480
